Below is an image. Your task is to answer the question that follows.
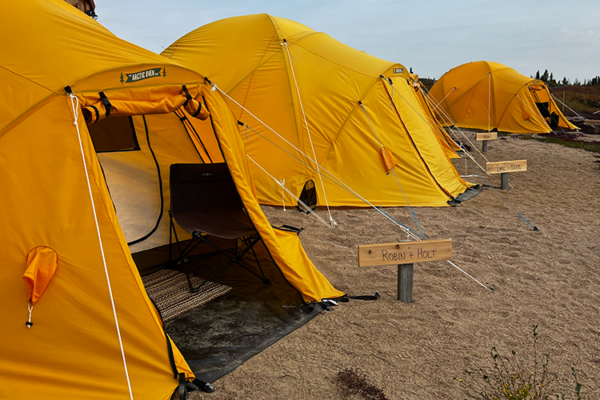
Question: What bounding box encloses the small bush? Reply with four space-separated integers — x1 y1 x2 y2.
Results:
335 368 388 400
455 325 583 399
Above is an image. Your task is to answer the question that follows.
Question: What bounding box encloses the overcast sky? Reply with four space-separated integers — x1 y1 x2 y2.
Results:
98 0 598 82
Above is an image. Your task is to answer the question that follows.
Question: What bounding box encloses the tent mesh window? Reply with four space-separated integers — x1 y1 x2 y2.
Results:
295 180 318 214
88 116 140 152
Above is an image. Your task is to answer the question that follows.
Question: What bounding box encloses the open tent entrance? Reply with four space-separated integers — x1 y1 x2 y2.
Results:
86 107 329 383
296 179 318 214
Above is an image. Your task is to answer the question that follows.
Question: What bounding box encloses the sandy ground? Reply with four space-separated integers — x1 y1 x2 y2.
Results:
191 132 600 399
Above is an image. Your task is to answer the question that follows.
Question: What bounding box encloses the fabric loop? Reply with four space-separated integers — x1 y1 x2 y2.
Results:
181 85 192 107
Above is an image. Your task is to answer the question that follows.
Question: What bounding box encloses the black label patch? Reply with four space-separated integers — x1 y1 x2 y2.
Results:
121 68 165 84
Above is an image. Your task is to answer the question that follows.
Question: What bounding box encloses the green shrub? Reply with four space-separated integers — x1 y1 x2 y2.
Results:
454 325 583 399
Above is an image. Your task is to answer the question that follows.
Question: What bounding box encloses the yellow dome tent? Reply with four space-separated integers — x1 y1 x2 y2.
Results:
429 61 579 134
0 2 341 399
162 14 473 208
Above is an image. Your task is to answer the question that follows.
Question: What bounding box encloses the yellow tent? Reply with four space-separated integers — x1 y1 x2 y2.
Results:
0 2 341 399
409 74 462 158
162 14 472 208
429 61 579 134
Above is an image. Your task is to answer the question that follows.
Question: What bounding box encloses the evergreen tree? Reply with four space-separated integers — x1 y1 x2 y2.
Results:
550 72 553 82
541 69 549 82
535 70 540 79
562 77 569 86
573 78 581 86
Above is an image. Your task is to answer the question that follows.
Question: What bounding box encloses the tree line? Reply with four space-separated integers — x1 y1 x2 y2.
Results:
532 69 600 87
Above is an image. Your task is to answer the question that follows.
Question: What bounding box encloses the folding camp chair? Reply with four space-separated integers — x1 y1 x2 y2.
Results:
168 163 269 293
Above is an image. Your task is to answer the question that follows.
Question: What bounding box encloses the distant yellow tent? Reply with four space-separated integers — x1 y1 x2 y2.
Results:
0 2 341 399
163 14 473 208
429 61 579 134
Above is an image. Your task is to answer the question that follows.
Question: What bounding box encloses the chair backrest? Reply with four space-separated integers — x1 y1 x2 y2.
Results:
170 163 256 239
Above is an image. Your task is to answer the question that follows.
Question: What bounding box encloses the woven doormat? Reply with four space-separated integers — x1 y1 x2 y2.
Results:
142 269 232 323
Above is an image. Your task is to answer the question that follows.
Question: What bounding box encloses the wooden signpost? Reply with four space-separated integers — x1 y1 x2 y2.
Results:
486 160 527 190
358 239 452 303
476 132 498 153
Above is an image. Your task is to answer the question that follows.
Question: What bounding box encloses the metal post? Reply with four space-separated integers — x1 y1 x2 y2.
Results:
500 172 509 190
398 263 414 303
482 140 488 153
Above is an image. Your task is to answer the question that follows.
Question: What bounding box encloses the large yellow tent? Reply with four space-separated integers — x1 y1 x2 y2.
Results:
162 14 473 208
429 61 579 134
0 2 341 399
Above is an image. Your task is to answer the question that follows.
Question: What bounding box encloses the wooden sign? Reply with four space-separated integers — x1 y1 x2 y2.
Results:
486 160 527 175
358 239 452 267
476 132 498 141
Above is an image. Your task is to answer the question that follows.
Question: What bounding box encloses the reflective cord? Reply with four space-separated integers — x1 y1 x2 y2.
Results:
385 78 490 173
488 72 492 133
26 302 33 328
213 84 419 237
242 123 422 239
516 94 554 131
422 86 491 166
281 178 286 211
68 94 135 400
431 87 455 113
528 87 568 134
359 101 425 238
248 156 333 228
282 39 336 227
446 260 490 290
548 90 584 119
218 85 488 289
463 155 538 231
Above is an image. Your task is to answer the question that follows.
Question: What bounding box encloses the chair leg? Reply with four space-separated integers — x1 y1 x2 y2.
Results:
248 239 268 283
169 213 174 265
190 235 269 292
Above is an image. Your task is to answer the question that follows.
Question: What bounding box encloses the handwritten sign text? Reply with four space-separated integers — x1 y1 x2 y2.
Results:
358 239 452 267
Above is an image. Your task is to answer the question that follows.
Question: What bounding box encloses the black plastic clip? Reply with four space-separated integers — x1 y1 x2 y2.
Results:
99 92 112 117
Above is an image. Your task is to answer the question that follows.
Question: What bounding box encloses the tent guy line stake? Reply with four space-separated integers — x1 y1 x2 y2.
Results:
446 260 490 290
282 39 336 227
463 155 538 231
69 94 135 400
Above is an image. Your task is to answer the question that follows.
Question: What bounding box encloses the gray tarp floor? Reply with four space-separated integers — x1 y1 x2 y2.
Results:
161 246 324 384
